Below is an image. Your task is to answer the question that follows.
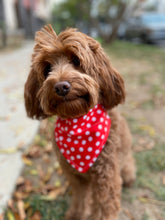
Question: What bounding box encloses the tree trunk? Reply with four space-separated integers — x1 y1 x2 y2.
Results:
0 0 7 48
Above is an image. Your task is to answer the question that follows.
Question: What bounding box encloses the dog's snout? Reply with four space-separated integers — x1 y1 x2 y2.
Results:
54 81 71 96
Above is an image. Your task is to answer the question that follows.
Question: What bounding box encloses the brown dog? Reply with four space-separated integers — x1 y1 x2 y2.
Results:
24 25 136 220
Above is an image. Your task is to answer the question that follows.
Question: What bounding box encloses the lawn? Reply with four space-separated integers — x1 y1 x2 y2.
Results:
4 41 165 220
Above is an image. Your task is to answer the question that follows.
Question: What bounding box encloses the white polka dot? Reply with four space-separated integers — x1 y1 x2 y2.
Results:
87 123 91 128
67 159 70 163
55 137 58 142
82 140 86 145
88 147 93 152
93 157 97 162
95 131 100 137
65 127 68 131
59 136 63 141
77 136 82 139
70 156 75 160
80 162 85 166
76 155 81 159
89 109 92 112
77 128 82 133
73 118 78 123
59 142 62 146
72 164 75 168
97 109 102 114
79 147 84 152
89 163 93 167
58 123 60 128
104 127 108 132
100 117 104 122
96 141 100 146
85 131 90 135
64 144 67 148
59 130 62 134
73 125 77 129
85 155 91 160
81 122 85 126
83 115 87 120
88 136 93 142
98 124 102 130
87 116 90 121
71 147 75 152
70 130 74 135
95 149 100 154
101 134 105 139
67 138 71 142
92 117 96 122
105 120 108 125
78 167 83 172
90 112 94 116
60 148 64 153
95 104 98 108
106 115 110 119
61 127 64 131
66 150 70 154
74 140 79 144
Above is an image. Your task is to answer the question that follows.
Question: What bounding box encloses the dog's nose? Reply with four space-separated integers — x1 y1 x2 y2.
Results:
54 81 71 96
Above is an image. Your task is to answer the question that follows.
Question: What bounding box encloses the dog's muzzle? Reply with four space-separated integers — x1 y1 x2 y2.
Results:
54 81 71 96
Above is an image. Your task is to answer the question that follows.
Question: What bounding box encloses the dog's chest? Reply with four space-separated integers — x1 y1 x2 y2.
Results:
54 104 111 173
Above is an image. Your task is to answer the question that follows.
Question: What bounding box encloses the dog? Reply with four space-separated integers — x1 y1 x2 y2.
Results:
24 25 136 220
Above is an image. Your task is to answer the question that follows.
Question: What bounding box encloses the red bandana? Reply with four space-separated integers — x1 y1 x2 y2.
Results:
54 104 111 173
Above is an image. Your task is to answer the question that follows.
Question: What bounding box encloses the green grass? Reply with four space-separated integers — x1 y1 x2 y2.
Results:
105 40 165 62
135 143 165 200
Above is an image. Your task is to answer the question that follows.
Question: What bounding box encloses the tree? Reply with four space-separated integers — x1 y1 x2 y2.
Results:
52 0 135 43
52 0 93 34
94 0 129 43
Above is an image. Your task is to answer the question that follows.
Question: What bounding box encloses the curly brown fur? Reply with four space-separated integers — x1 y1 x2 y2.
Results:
24 25 136 220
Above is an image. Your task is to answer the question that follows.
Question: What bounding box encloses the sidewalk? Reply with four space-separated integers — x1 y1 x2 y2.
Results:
0 42 40 214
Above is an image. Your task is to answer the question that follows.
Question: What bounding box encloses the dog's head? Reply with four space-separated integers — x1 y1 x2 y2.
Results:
24 25 125 119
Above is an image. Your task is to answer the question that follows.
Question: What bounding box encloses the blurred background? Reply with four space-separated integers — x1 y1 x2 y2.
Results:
0 1 165 220
1 0 165 47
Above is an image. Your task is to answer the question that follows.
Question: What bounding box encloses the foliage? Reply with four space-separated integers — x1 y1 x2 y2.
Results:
51 0 130 42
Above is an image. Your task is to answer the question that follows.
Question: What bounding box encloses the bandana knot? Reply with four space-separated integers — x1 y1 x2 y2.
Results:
54 104 111 173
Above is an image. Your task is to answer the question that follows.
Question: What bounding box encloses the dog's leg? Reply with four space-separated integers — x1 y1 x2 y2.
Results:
121 151 136 187
90 154 121 220
65 174 91 220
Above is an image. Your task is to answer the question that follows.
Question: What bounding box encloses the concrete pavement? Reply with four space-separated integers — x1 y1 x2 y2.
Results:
0 42 40 214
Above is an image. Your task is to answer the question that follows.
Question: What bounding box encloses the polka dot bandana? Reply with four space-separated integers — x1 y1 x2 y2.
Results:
54 104 111 173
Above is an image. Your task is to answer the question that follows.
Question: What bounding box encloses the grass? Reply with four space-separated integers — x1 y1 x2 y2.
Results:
5 40 165 220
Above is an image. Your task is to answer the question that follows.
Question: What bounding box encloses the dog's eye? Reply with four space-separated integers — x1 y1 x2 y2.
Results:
72 56 80 67
44 63 52 79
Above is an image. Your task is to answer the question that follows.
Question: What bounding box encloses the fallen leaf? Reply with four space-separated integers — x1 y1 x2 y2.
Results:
26 145 41 158
29 169 38 175
54 180 61 188
22 155 33 166
6 210 15 220
44 142 53 153
41 182 69 200
123 208 135 220
30 211 41 220
139 124 156 137
0 213 4 220
16 177 25 186
0 147 18 154
17 200 26 220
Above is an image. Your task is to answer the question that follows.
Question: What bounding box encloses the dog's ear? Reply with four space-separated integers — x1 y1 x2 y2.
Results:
24 68 46 119
35 24 57 52
99 64 125 109
88 40 125 109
